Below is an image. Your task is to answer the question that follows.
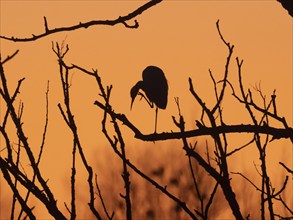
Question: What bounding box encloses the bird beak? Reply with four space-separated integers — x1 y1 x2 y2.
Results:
130 98 135 110
130 81 140 110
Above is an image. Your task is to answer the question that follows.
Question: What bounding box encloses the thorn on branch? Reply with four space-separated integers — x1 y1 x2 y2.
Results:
44 16 49 33
271 91 277 115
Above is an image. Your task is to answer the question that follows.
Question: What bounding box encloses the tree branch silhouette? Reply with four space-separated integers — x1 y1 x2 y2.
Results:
63 60 199 219
279 162 293 175
52 42 102 220
11 103 24 219
0 0 162 42
95 174 114 220
95 100 292 142
0 159 36 220
173 88 243 219
92 20 292 219
1 52 67 219
18 81 50 219
64 62 133 219
173 98 219 219
1 13 291 219
100 82 133 220
236 57 275 219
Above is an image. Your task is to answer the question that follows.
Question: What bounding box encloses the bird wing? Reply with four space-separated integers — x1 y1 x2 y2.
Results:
142 66 168 109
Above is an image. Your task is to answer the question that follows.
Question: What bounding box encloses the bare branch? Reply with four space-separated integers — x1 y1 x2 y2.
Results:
93 105 293 142
52 44 102 219
0 0 162 42
0 55 67 219
0 50 19 64
277 195 293 216
0 160 35 220
37 81 50 165
268 176 288 200
279 162 293 175
11 102 24 219
211 20 234 114
95 174 114 220
232 171 265 203
226 138 254 157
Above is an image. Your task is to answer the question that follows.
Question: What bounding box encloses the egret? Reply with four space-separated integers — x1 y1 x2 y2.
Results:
130 65 168 133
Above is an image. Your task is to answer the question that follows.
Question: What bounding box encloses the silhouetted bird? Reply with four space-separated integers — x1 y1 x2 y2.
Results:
130 66 168 133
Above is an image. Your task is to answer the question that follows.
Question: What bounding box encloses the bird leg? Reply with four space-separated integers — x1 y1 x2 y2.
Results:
137 92 157 133
154 107 158 134
138 92 154 108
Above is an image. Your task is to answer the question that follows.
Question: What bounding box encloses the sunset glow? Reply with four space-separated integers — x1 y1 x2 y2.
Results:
0 1 292 219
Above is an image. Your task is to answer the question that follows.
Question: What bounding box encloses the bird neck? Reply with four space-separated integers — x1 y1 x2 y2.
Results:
133 80 144 93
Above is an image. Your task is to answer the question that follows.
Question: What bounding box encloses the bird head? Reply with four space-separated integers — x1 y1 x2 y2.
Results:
130 81 143 110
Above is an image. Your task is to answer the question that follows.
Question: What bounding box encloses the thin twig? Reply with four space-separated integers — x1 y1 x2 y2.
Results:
0 50 19 64
226 138 254 157
95 174 114 220
279 162 293 175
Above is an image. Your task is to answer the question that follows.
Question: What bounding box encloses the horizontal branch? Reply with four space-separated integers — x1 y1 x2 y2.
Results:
0 0 162 42
94 101 293 142
136 124 293 142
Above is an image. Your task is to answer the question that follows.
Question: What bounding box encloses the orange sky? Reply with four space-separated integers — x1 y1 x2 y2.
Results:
0 1 292 219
